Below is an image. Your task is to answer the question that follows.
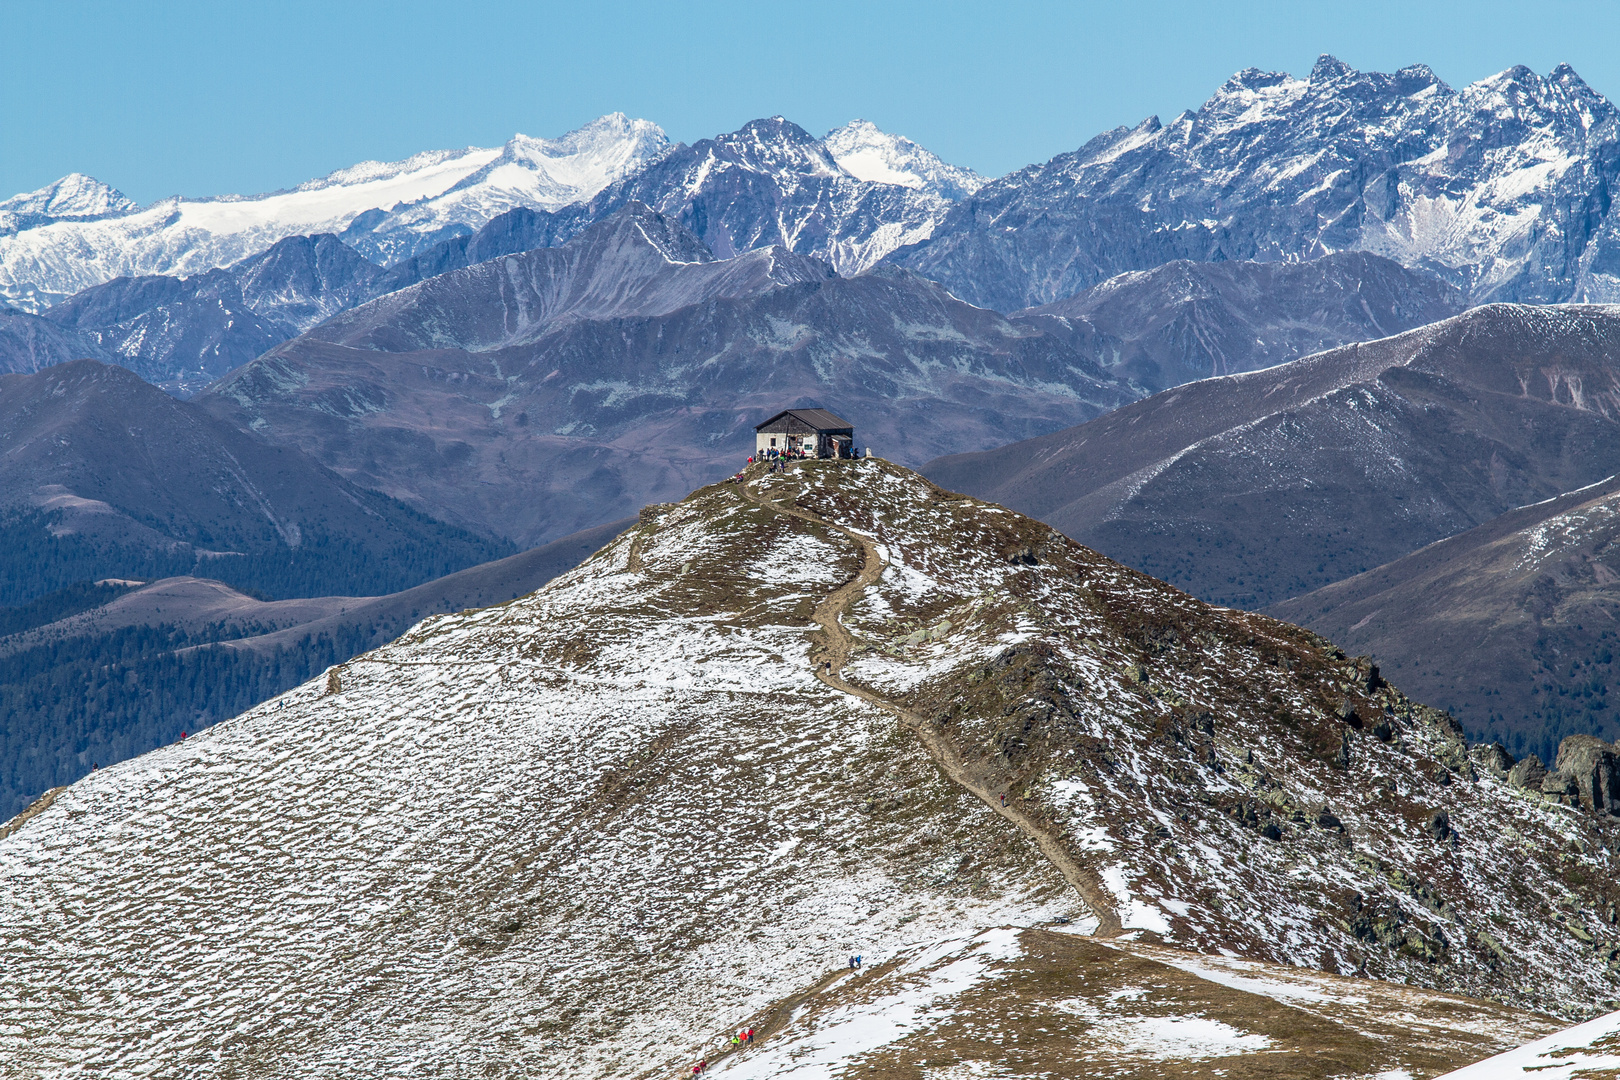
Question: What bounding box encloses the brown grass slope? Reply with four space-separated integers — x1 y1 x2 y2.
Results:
736 461 1620 1017
1268 476 1620 762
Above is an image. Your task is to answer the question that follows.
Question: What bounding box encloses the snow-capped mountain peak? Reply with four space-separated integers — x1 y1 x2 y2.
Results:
0 173 138 232
824 119 987 199
900 58 1620 311
710 117 845 177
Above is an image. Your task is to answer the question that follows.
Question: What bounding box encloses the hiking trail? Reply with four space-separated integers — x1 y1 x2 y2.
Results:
737 464 1123 936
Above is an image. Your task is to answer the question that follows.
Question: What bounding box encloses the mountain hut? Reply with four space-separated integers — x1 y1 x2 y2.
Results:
753 408 857 459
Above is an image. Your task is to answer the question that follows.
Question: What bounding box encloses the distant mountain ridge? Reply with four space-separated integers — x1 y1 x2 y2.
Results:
1014 251 1465 393
0 114 673 310
1268 474 1620 763
10 60 1620 319
197 203 1134 546
0 359 509 606
925 303 1620 612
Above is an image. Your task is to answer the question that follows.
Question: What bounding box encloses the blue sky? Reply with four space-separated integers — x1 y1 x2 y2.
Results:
6 0 1620 204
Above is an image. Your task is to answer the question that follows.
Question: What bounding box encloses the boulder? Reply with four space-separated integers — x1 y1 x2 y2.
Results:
1554 735 1620 815
1470 743 1515 778
1542 770 1580 802
1426 809 1451 841
1508 754 1547 791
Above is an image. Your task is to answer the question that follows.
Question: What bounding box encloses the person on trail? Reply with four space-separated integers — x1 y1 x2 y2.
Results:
1000 793 1006 806
746 1027 755 1043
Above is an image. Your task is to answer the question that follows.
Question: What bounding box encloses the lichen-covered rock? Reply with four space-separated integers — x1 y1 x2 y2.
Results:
1556 735 1620 815
1509 755 1548 790
1472 743 1516 778
1542 770 1581 802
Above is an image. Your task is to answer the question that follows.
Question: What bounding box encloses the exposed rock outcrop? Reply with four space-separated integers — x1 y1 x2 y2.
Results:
1556 735 1620 816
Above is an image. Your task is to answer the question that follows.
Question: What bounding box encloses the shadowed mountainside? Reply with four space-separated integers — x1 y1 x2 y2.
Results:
925 303 1620 612
197 204 1132 547
0 359 511 606
1016 252 1465 394
1269 476 1620 759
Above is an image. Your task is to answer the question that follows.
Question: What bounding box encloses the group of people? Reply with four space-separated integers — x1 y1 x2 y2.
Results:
691 1028 755 1073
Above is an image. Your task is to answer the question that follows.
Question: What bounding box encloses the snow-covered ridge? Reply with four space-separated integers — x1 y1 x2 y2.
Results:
0 114 671 310
900 56 1620 312
0 173 136 227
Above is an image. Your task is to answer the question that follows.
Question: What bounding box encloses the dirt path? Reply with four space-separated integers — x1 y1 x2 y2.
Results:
0 785 65 843
738 467 1123 936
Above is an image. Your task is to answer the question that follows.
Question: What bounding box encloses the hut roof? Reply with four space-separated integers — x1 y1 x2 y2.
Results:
753 408 854 435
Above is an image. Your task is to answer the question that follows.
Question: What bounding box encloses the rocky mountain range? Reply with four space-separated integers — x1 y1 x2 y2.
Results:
1269 475 1620 763
4 459 1619 1076
0 359 509 605
899 57 1620 312
195 203 1133 546
0 115 980 315
0 205 601 394
8 58 1620 332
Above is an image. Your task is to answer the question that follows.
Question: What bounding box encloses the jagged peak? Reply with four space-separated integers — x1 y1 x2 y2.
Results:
1310 54 1357 83
1220 67 1295 93
1393 63 1450 97
710 117 844 176
1551 61 1587 85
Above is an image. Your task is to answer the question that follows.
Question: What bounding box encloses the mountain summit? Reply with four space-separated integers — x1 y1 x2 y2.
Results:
4 459 1618 1075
